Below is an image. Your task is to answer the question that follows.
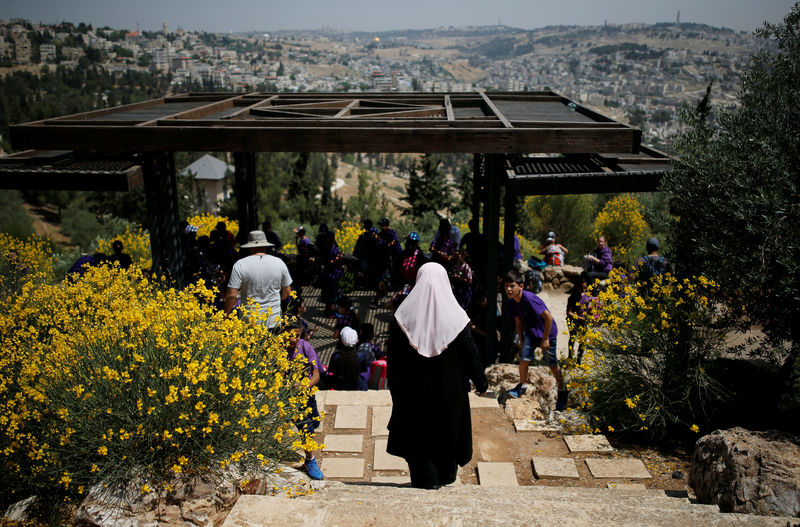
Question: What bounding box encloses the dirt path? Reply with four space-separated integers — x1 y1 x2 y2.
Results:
22 203 72 245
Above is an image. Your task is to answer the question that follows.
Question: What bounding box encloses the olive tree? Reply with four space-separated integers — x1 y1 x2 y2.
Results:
662 3 800 424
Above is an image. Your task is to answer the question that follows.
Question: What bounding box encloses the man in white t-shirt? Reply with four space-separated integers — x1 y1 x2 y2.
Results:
225 230 292 328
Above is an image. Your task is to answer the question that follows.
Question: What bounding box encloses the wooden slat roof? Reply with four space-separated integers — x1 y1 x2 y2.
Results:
10 90 644 154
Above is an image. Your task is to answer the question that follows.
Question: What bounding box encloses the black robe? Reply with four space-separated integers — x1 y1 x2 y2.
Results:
386 321 489 467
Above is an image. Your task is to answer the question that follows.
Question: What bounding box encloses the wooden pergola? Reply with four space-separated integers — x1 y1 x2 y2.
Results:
4 90 671 359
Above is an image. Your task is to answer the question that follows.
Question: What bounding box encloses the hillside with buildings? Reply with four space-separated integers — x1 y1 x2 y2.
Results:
1 17 768 150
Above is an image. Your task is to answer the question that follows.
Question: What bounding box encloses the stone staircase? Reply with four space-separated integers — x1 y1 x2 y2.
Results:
220 389 792 526
223 484 788 526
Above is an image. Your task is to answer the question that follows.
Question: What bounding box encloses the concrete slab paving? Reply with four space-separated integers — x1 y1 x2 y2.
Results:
477 462 519 486
322 434 364 453
373 439 408 471
323 390 392 406
321 457 365 479
564 434 614 454
371 406 391 436
468 392 500 408
514 419 562 432
586 458 651 479
531 457 580 479
333 405 368 429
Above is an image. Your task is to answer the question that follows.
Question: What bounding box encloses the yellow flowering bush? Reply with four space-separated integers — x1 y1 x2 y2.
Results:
94 225 153 269
592 194 650 265
0 234 54 298
186 213 239 239
0 264 318 519
565 269 730 438
335 220 363 255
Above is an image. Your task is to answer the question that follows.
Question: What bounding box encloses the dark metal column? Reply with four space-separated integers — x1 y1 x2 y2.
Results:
471 153 483 226
499 177 518 361
234 152 258 236
483 154 503 364
142 151 184 283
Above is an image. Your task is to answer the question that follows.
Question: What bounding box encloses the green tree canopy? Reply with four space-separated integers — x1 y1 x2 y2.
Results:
662 3 800 421
403 154 452 218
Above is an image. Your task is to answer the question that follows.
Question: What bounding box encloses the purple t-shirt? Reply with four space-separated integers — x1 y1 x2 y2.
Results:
593 246 613 272
289 339 319 380
507 290 558 341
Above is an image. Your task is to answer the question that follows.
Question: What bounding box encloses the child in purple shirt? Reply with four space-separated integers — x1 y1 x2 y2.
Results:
503 269 568 411
283 321 324 479
584 235 613 282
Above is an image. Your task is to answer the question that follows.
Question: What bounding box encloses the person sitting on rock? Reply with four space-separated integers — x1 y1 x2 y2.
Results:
540 231 568 267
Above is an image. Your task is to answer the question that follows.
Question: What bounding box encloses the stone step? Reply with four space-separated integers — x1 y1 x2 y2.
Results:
222 483 790 527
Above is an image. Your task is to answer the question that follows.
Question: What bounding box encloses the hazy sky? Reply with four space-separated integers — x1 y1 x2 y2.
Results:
2 0 796 33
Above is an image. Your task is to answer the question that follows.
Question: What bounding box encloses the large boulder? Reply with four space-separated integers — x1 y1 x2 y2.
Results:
690 427 800 517
485 364 557 418
561 264 583 282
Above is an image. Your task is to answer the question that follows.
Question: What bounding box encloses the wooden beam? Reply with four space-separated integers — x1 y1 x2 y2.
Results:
250 108 342 118
11 124 640 153
141 95 245 124
153 118 504 128
478 91 513 128
269 99 355 109
343 107 445 119
222 94 279 120
445 95 455 121
43 97 165 122
334 99 360 118
0 165 142 191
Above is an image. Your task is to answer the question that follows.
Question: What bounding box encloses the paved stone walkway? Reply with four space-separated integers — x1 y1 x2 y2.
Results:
311 389 652 487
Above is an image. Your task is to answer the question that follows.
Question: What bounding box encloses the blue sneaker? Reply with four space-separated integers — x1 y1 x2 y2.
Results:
304 457 324 480
507 383 527 398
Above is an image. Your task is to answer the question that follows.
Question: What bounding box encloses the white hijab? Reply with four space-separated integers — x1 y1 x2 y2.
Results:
394 262 471 358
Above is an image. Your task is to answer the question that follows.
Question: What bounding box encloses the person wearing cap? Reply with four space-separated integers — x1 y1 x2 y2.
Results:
635 237 673 282
540 232 568 267
224 230 292 329
398 231 426 286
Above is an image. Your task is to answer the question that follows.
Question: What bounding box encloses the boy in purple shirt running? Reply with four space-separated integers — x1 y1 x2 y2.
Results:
503 269 568 411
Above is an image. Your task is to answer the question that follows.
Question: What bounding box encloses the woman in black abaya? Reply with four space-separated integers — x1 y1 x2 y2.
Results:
386 262 489 489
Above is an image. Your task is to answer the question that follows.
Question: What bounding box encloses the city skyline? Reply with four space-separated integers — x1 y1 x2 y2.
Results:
1 0 796 33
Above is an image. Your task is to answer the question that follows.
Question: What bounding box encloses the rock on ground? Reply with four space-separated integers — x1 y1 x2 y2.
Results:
690 427 800 517
486 363 557 418
5 464 315 527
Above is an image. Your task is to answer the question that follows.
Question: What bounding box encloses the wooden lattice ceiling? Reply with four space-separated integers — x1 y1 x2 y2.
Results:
10 91 643 154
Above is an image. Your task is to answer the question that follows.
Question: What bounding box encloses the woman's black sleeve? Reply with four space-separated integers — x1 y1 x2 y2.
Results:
455 326 489 393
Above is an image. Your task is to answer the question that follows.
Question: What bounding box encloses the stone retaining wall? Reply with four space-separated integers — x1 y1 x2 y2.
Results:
539 264 583 292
